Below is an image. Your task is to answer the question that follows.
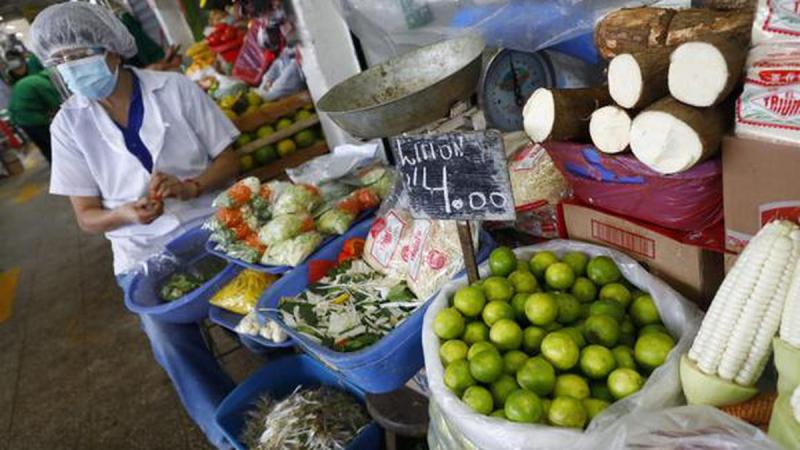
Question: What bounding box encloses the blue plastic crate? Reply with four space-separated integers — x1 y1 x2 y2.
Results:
215 354 382 450
260 219 496 393
206 211 376 274
124 226 235 324
208 305 295 349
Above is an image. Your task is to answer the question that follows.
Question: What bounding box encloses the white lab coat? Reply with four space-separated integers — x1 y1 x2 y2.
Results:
49 68 239 275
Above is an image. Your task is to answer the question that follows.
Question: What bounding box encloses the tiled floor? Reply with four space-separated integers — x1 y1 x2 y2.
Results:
0 157 263 449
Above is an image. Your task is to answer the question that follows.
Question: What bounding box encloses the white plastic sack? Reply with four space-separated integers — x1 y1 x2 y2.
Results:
753 0 800 46
429 399 779 449
422 240 704 450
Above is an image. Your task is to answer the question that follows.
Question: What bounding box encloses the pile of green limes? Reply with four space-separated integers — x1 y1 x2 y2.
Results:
433 246 675 428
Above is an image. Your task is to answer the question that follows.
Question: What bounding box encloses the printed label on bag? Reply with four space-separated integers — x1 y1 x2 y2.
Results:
760 200 800 225
737 86 800 131
368 211 407 268
591 220 657 259
406 220 432 281
726 229 752 253
762 0 800 37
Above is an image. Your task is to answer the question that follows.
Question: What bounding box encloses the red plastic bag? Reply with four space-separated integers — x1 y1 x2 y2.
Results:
544 142 723 232
233 19 277 85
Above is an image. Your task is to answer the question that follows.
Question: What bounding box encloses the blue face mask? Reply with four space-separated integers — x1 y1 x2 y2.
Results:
56 54 118 100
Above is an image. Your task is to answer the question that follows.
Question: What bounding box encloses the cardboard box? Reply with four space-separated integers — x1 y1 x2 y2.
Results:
563 203 724 309
723 136 800 253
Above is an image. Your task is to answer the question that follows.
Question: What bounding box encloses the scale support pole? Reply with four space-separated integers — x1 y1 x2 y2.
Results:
457 221 480 284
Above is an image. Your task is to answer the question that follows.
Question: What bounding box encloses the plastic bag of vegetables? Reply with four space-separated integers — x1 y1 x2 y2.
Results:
213 177 261 208
258 213 315 246
260 232 324 267
210 269 277 315
422 240 703 450
273 184 321 216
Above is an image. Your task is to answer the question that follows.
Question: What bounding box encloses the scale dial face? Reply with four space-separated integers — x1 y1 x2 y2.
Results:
481 49 552 132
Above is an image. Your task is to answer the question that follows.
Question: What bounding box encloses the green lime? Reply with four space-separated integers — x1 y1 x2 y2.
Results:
277 139 297 157
483 276 515 302
630 294 661 326
556 293 582 324
490 409 506 419
589 300 626 322
482 301 515 327
541 399 552 422
508 270 539 294
490 319 523 351
439 339 469 366
545 262 576 290
590 381 614 402
504 389 543 423
580 345 617 379
586 256 622 286
554 374 590 400
541 331 580 371
253 145 278 165
571 277 598 303
620 317 636 342
235 133 253 148
583 398 610 420
239 154 255 172
599 283 632 308
468 342 498 361
293 129 316 148
511 293 530 322
639 324 669 337
612 345 636 370
580 303 592 320
516 356 556 396
584 314 620 347
524 293 558 326
548 396 587 429
560 327 586 348
517 259 531 272
470 348 505 383
634 332 675 370
607 368 644 399
463 321 489 345
294 109 313 121
275 118 293 130
489 247 518 277
522 326 547 354
503 350 529 375
544 322 562 332
444 359 476 393
453 286 487 317
434 308 466 340
256 124 275 139
529 251 558 279
562 251 589 276
491 375 519 407
462 385 494 415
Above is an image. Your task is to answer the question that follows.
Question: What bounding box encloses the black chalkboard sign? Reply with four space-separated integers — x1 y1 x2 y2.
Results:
392 130 516 221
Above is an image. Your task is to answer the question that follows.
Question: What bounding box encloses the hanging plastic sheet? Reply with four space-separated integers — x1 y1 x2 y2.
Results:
331 0 658 64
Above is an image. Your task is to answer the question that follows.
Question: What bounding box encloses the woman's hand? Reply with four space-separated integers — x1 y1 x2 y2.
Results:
149 172 199 201
116 198 163 225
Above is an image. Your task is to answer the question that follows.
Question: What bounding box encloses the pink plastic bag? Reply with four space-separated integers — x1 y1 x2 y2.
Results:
545 142 723 232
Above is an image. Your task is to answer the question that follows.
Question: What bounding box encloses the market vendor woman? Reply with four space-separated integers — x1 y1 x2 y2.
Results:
29 3 239 448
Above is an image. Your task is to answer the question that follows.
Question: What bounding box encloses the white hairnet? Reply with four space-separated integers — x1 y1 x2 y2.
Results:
29 2 138 64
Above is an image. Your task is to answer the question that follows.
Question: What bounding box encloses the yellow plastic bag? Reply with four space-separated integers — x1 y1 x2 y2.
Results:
210 270 277 315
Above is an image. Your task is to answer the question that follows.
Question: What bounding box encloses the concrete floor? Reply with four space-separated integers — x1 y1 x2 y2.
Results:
0 155 263 449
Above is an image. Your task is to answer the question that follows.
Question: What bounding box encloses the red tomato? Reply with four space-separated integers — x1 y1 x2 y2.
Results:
308 259 336 283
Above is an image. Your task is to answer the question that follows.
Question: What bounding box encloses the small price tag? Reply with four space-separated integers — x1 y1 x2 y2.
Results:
391 130 516 221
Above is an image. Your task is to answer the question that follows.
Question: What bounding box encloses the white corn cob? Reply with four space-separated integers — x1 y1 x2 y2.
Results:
780 241 800 348
688 221 800 386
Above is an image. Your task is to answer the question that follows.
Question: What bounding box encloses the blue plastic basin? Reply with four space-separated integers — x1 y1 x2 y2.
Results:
124 225 235 324
260 219 495 393
215 354 382 450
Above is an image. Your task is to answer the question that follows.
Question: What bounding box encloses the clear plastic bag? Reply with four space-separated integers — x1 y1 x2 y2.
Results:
332 0 656 63
429 399 778 449
422 240 706 450
210 269 277 315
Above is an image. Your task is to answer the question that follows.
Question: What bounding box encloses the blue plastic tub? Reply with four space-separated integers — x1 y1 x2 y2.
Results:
215 354 382 450
260 219 496 393
206 211 375 274
124 225 236 324
208 305 295 349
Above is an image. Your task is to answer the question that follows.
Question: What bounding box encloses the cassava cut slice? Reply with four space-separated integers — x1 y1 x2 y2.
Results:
590 106 632 154
668 37 747 107
608 46 674 109
630 96 730 174
595 7 675 60
665 8 753 47
523 87 611 143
